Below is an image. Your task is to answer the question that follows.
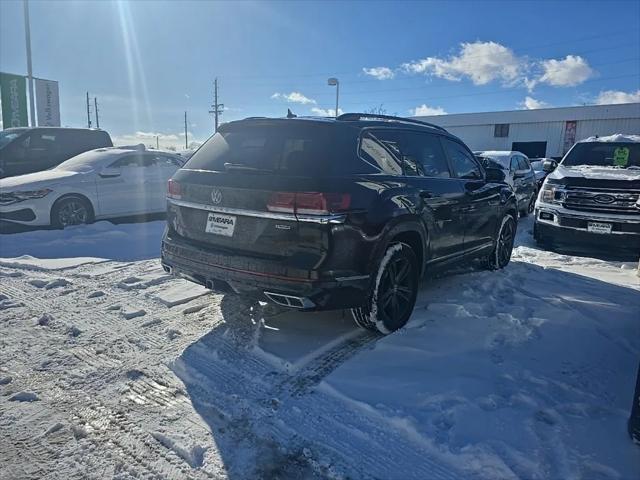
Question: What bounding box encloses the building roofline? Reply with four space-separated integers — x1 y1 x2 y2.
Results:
412 102 640 126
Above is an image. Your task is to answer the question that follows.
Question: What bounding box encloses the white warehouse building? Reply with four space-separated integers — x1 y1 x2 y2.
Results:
413 103 640 159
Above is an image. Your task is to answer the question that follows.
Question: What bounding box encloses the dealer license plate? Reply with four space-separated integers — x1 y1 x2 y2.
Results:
205 212 236 237
587 222 612 234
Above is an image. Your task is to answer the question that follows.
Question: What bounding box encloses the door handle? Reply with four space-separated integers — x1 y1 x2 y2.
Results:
419 191 433 199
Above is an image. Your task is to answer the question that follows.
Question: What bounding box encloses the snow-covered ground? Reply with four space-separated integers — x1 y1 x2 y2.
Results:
0 217 639 479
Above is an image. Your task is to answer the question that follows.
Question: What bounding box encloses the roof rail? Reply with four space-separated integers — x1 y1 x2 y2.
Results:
336 113 448 132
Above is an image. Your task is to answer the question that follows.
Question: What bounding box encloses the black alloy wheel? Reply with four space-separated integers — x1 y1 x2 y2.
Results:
352 242 419 334
51 197 93 228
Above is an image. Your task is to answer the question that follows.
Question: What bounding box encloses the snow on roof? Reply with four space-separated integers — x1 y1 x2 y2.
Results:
579 134 640 143
476 150 519 158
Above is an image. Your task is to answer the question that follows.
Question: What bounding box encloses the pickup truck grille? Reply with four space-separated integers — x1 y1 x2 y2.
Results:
562 187 640 215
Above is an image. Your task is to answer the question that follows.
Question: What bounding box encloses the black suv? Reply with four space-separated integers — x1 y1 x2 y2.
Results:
0 127 113 178
161 114 518 333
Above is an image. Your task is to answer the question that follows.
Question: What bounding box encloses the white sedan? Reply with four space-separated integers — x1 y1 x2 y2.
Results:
0 145 185 228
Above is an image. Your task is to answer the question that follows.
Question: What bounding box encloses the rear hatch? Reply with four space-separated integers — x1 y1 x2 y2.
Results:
167 120 359 270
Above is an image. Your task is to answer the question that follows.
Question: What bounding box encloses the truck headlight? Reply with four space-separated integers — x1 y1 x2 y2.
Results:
0 188 53 205
539 184 564 204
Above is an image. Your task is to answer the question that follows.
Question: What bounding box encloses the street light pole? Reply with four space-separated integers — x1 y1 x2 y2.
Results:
328 77 339 118
23 0 36 127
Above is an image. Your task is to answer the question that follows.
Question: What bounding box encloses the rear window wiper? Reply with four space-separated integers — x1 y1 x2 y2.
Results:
223 162 273 173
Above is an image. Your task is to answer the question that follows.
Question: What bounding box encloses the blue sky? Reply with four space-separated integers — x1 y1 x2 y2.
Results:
1 0 639 147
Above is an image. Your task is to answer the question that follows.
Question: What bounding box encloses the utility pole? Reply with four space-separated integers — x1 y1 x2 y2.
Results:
184 111 188 149
156 135 159 150
86 92 92 128
209 78 224 134
23 0 36 126
94 97 100 129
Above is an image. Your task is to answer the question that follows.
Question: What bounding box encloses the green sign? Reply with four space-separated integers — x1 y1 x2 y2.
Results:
0 72 28 129
613 147 629 167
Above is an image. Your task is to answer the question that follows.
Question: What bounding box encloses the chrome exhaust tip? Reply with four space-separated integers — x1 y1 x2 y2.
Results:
263 291 315 309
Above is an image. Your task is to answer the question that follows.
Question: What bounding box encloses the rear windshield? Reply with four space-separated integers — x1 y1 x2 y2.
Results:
184 122 360 176
563 142 640 168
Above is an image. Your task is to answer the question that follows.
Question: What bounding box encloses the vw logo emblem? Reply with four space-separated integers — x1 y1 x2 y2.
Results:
594 194 615 204
211 189 223 204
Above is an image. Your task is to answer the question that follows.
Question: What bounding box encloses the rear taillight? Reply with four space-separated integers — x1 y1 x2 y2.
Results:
267 192 351 215
167 179 182 199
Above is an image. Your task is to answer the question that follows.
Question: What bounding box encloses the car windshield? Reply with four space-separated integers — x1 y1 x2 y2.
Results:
562 142 640 168
481 155 509 169
55 149 106 171
530 160 544 171
0 129 28 149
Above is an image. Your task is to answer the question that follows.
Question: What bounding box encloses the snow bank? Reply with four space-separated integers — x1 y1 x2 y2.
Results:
0 220 165 261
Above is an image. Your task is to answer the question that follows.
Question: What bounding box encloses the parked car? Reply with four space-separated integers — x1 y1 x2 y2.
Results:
529 157 556 188
0 127 113 178
630 360 640 444
0 145 185 228
534 134 640 251
475 150 538 216
161 113 518 334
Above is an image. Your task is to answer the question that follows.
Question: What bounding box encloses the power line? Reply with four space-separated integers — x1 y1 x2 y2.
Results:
94 97 100 129
209 78 224 134
86 91 92 128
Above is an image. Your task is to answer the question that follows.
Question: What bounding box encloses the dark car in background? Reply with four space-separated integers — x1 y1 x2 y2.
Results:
475 150 538 216
161 114 518 334
534 134 640 252
0 127 113 178
529 157 556 188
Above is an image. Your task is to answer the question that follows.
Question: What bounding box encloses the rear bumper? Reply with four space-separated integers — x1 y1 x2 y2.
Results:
533 204 640 251
160 230 370 310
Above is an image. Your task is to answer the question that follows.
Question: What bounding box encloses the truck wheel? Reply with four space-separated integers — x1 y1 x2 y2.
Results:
533 222 554 250
351 242 419 334
51 196 94 229
486 214 516 270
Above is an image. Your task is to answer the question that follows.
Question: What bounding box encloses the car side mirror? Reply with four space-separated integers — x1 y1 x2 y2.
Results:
543 160 557 172
485 167 505 183
99 167 121 178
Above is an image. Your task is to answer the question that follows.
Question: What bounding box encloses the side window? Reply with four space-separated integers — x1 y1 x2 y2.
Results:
359 131 403 175
510 157 519 172
109 154 146 168
518 156 530 170
29 132 57 150
400 131 450 178
157 154 183 168
442 139 482 180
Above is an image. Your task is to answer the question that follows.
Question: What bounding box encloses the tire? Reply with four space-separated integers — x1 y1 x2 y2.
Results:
521 192 536 217
50 196 94 229
486 214 516 270
533 222 554 250
351 242 419 334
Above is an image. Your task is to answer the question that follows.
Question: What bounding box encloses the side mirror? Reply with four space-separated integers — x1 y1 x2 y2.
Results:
99 167 121 178
543 160 557 172
485 167 506 183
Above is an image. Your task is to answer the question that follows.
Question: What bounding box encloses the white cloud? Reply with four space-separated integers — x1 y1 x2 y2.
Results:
410 104 447 116
520 96 550 110
311 107 344 117
271 91 316 105
402 41 524 86
398 43 595 91
595 89 640 105
362 66 395 80
538 55 593 87
112 131 200 149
